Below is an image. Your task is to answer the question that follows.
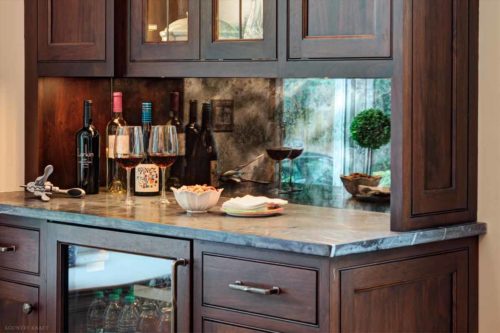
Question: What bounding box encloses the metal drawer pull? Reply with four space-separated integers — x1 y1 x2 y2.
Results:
229 281 280 295
0 245 16 253
22 303 34 315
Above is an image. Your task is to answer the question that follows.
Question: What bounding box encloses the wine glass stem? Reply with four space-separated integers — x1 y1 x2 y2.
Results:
125 168 132 205
289 159 294 191
278 161 283 193
160 167 169 204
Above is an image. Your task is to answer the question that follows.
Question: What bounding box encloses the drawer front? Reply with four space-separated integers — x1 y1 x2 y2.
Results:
202 254 318 324
0 225 40 274
203 319 274 333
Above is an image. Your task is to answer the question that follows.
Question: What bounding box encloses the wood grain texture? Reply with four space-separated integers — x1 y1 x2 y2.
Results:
202 254 318 324
129 0 200 61
391 0 478 230
0 225 39 275
203 319 276 333
194 240 330 333
37 0 114 76
0 280 39 330
288 0 392 59
37 78 111 188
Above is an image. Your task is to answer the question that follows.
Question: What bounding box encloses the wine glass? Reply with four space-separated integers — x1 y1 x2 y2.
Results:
149 125 178 204
266 146 291 195
114 126 145 206
288 140 304 192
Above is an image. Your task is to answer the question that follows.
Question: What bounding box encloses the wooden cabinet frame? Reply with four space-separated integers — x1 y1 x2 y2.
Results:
200 0 277 60
129 0 200 61
46 223 192 332
288 0 392 59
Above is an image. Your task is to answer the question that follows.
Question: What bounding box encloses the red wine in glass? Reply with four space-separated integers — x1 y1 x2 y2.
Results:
289 148 304 160
116 156 144 169
150 154 177 168
266 147 291 194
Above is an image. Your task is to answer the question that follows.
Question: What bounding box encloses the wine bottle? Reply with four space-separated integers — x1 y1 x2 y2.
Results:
198 102 219 186
184 100 201 185
106 92 127 193
76 100 100 194
167 92 185 187
135 102 160 196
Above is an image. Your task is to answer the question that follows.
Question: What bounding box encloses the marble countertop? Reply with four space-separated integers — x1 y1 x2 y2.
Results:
0 191 486 257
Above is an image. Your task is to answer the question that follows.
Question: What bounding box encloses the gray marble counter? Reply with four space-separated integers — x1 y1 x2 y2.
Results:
0 191 486 257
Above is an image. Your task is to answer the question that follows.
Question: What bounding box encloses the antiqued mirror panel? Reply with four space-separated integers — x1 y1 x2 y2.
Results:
144 0 189 42
215 0 264 40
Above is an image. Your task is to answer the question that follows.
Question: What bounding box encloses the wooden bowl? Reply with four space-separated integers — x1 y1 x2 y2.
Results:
340 173 382 196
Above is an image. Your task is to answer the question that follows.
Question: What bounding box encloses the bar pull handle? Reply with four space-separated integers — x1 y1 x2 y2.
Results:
228 281 281 295
0 245 16 253
171 258 188 333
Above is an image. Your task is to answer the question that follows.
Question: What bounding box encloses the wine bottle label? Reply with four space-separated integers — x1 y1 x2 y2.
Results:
113 135 130 156
77 153 94 167
178 133 186 156
135 164 160 193
107 135 115 159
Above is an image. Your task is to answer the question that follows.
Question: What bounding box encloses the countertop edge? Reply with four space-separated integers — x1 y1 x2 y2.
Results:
0 204 487 258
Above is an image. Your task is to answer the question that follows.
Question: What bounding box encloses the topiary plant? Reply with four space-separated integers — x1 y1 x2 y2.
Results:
350 109 391 175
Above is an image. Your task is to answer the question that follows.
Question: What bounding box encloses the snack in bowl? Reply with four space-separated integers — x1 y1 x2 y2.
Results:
171 185 223 213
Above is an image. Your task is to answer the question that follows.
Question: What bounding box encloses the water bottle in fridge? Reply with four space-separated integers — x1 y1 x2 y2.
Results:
117 295 139 333
137 299 160 333
103 293 122 333
86 291 106 333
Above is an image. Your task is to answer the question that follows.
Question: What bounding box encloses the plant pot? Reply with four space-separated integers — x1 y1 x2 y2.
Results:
340 173 382 196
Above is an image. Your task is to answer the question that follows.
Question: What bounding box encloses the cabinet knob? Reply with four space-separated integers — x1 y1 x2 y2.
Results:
22 303 34 315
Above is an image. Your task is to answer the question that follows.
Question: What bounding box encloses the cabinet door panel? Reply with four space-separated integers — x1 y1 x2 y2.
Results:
0 280 39 330
201 0 277 60
289 0 392 59
340 251 468 332
204 320 273 333
391 0 478 230
38 0 107 61
130 0 200 61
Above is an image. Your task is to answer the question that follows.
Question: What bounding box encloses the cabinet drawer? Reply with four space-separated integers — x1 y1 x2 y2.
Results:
0 225 39 274
202 254 318 324
203 319 273 333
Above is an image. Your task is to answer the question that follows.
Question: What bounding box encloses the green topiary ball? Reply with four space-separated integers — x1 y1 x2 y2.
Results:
350 109 391 150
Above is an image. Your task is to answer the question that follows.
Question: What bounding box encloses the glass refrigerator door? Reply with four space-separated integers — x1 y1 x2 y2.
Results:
65 245 181 333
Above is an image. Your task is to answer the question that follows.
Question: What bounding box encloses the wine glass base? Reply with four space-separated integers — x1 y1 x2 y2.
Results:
125 199 135 206
160 198 170 205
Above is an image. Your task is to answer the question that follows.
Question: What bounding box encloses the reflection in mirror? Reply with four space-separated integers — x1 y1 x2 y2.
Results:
217 0 264 40
145 0 189 43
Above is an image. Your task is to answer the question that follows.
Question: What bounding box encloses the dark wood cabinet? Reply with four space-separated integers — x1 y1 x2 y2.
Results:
0 280 39 331
340 251 468 332
200 0 277 60
203 319 274 333
391 0 478 230
129 0 200 61
288 0 392 59
37 0 114 76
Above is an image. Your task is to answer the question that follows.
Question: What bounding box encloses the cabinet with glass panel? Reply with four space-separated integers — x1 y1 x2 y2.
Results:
130 0 200 61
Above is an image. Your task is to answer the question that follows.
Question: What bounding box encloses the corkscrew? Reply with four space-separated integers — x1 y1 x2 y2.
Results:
21 165 86 202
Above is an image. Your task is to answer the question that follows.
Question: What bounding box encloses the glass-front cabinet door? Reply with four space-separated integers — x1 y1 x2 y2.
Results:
47 223 191 332
130 0 200 61
201 0 277 60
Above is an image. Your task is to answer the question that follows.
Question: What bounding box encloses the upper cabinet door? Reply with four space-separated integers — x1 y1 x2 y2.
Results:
130 0 200 61
391 0 478 231
37 0 114 76
201 0 277 60
289 0 392 59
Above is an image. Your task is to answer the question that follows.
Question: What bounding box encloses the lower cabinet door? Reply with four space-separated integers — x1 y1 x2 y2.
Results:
203 319 275 333
340 250 468 332
0 280 39 331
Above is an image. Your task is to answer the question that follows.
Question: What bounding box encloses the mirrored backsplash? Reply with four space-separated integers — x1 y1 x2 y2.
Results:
183 78 391 213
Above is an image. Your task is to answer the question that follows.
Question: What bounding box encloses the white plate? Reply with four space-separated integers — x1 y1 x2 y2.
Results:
222 207 284 218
